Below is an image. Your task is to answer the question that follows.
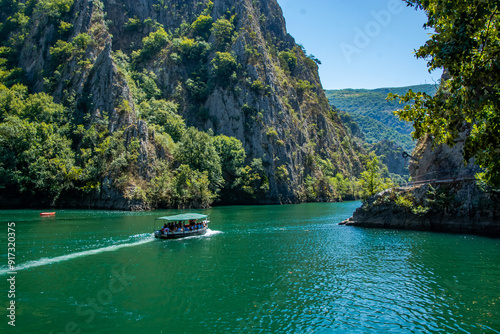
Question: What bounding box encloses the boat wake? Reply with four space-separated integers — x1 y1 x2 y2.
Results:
204 229 222 237
170 229 222 241
0 233 154 276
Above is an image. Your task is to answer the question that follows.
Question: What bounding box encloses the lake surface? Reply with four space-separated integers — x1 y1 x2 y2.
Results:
1 202 499 333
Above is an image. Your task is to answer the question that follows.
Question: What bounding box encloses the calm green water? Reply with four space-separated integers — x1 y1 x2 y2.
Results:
1 202 499 333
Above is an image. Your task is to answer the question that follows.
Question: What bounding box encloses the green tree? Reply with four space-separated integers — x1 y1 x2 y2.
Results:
186 78 209 102
49 39 75 63
213 134 246 189
278 50 297 74
0 116 78 204
172 164 215 208
132 69 161 101
233 158 269 198
213 135 245 173
191 14 212 40
211 18 234 48
358 156 393 199
172 37 210 62
390 0 500 187
138 27 169 59
174 127 223 193
211 51 237 84
138 99 185 142
37 0 74 18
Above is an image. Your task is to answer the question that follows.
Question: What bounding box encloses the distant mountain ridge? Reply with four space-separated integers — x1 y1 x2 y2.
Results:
325 84 438 153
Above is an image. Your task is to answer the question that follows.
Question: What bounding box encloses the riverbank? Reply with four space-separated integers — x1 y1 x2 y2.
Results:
340 180 500 237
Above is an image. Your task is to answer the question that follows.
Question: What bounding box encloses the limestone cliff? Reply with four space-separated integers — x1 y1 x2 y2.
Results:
2 0 363 208
341 132 500 236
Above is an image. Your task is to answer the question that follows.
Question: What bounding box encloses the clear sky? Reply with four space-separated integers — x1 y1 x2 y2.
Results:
276 0 443 90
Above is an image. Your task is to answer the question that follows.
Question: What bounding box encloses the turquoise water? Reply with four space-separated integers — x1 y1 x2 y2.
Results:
1 202 499 333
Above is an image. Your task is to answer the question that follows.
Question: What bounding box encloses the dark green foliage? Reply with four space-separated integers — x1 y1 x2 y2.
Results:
172 37 210 62
0 84 67 124
211 17 234 49
36 0 74 19
213 134 247 201
351 113 415 153
300 153 360 202
136 27 169 60
138 99 185 142
186 77 209 102
213 135 246 176
132 69 161 101
296 79 314 96
190 14 212 40
278 50 297 74
49 39 75 62
0 116 77 203
124 17 142 31
392 0 500 187
174 127 223 193
0 84 77 204
72 33 92 50
170 164 214 208
211 51 237 85
233 158 270 198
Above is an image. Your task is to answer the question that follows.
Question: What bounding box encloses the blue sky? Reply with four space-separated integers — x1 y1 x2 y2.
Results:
276 0 443 90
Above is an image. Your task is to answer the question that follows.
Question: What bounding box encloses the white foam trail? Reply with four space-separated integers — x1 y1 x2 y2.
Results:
204 229 223 237
0 235 154 276
168 229 222 241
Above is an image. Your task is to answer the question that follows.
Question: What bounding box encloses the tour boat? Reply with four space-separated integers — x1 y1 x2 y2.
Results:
154 213 209 239
40 212 56 216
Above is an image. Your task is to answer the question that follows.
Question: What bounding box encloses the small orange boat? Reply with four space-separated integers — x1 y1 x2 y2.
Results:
40 212 56 216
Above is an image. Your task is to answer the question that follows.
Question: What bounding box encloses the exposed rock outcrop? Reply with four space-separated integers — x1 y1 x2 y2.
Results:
4 0 363 209
340 182 500 236
341 132 500 236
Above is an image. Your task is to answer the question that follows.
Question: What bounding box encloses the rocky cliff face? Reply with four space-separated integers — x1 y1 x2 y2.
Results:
341 133 500 236
409 131 479 182
4 0 363 208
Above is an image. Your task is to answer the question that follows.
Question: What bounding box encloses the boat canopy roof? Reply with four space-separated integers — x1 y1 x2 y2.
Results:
155 213 208 221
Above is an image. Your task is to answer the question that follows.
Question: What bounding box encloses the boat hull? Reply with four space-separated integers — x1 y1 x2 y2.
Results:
154 227 207 239
40 212 56 216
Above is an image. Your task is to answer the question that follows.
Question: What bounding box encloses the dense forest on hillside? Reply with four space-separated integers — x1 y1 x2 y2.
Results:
325 84 438 153
0 0 380 209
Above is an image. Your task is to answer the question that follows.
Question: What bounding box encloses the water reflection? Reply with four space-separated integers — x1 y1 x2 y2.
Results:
1 203 499 333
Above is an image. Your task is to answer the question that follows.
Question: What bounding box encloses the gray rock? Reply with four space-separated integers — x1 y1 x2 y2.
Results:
341 136 500 236
14 0 363 209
